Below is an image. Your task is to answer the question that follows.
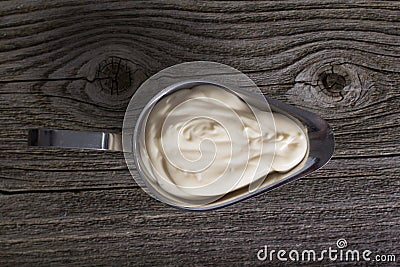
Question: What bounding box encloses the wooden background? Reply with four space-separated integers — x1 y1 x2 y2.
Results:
0 1 399 266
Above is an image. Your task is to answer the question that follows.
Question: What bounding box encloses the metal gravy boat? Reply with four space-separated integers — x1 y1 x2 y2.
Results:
29 62 334 211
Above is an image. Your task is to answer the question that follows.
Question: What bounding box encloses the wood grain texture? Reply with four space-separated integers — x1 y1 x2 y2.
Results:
0 0 399 266
1 177 399 266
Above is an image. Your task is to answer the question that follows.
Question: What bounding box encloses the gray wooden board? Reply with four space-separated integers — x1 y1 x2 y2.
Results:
0 1 399 266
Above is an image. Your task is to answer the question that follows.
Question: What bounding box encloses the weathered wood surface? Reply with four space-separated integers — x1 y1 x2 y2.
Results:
0 1 399 266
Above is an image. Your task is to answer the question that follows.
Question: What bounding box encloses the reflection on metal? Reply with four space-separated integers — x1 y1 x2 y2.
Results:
28 129 122 151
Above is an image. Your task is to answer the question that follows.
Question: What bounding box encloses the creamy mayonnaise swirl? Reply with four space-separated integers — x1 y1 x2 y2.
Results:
144 84 307 200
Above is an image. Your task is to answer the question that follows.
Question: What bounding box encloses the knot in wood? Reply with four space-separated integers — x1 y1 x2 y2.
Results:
86 56 148 108
319 72 347 98
289 60 376 111
96 56 132 96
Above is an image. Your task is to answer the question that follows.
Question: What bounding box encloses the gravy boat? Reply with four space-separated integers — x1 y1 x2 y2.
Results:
29 61 334 211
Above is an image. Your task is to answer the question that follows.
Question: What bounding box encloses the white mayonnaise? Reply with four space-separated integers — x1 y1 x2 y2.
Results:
144 84 307 200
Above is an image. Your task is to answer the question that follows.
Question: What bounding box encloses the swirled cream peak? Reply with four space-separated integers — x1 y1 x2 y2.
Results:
144 84 307 199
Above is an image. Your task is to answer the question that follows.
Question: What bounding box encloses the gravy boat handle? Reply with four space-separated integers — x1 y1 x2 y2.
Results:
28 129 123 151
